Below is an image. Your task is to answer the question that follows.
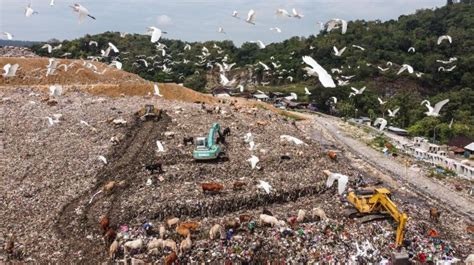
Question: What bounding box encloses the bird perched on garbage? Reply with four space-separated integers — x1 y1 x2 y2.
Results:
257 180 272 194
323 170 349 195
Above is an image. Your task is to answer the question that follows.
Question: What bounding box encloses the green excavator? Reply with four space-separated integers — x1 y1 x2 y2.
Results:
193 123 225 160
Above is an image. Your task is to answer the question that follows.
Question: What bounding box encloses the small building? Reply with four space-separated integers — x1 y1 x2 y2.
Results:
387 126 409 136
464 142 474 157
252 93 270 101
448 135 473 149
212 87 231 97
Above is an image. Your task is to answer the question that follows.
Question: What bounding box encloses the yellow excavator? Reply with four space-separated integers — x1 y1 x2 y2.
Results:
347 188 408 247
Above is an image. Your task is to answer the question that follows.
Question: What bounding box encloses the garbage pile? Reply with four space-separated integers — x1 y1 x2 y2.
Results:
0 46 38 58
1 87 472 263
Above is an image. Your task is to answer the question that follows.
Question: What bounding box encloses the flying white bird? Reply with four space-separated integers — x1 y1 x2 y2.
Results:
276 8 291 17
304 87 311 95
248 141 257 151
89 40 98 47
436 57 457 64
397 64 414 75
137 59 148 67
422 99 449 117
244 132 253 143
25 4 38 17
449 118 454 129
437 35 452 45
302 56 336 88
98 155 107 164
350 86 366 95
258 61 270 71
374 118 388 131
232 10 239 18
49 85 63 97
156 141 164 152
387 107 400 117
246 9 256 24
2 32 13 40
352 45 365 51
252 40 266 49
377 97 387 105
153 84 163 97
438 65 456 72
248 155 260 169
257 180 272 194
108 42 119 53
280 135 305 145
70 3 95 23
220 74 235 86
349 92 356 98
408 47 416 53
329 96 337 104
333 46 347 57
2 64 19 77
109 61 122 70
184 44 191 51
146 27 163 43
218 27 226 34
46 116 60 127
41 44 53 54
325 19 348 34
285 92 297 100
50 0 55 6
378 66 389 72
292 8 304 18
323 170 349 195
46 58 58 76
270 27 282 33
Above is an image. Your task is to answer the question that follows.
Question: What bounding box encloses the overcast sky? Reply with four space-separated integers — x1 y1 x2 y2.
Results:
0 0 446 45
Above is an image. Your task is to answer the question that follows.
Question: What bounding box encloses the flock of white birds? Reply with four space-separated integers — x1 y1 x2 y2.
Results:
2 3 456 137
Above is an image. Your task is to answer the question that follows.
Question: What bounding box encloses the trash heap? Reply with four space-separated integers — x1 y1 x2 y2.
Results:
1 87 472 263
0 46 38 58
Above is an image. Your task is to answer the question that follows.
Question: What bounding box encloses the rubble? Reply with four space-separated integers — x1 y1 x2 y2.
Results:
1 86 472 263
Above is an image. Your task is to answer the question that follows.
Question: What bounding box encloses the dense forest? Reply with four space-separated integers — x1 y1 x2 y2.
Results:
30 1 474 143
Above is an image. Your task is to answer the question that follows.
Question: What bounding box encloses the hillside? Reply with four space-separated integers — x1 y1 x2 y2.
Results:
26 1 474 142
0 57 216 104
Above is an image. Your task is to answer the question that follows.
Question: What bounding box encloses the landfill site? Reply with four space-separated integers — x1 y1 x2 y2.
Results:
1 53 474 264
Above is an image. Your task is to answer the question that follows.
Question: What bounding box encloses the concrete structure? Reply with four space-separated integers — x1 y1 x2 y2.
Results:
400 137 474 179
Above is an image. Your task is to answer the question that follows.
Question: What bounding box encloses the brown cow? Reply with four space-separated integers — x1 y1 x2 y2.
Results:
99 215 110 234
430 208 441 222
327 151 337 160
239 214 253 223
164 251 178 265
233 181 247 190
180 221 200 230
201 183 224 193
104 228 116 245
176 225 190 237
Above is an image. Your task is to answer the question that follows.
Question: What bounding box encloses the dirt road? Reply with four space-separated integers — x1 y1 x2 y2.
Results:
305 113 474 221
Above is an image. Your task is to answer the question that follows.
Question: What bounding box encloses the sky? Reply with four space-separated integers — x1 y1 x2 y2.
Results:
0 0 446 45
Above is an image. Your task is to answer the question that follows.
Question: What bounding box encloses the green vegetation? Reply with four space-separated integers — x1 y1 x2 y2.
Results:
370 134 398 154
30 2 474 143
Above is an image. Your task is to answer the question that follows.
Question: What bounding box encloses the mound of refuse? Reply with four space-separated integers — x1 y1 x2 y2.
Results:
0 57 216 104
1 85 471 263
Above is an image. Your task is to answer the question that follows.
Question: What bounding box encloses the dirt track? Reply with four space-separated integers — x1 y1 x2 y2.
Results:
54 112 171 261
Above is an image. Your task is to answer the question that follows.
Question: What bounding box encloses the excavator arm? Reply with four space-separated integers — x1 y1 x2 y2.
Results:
347 188 408 247
193 123 223 160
